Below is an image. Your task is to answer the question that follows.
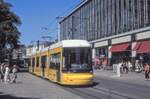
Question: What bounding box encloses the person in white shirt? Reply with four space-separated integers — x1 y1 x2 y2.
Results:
116 62 122 77
4 64 10 83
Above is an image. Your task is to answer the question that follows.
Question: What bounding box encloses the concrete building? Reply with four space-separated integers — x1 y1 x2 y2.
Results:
11 45 26 67
59 0 150 67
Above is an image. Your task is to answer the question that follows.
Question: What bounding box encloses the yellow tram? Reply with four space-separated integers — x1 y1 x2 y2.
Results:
28 40 93 85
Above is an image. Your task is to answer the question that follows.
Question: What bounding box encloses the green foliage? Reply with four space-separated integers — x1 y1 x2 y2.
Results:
0 0 21 62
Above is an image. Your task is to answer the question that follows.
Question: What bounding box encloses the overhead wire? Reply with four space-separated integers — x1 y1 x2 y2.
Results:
44 0 82 31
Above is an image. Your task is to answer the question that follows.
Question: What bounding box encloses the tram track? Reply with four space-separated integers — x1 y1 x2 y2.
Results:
62 86 102 99
61 85 138 99
31 72 139 99
89 87 137 99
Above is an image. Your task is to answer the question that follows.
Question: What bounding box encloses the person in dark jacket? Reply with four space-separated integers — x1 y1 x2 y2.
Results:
0 63 5 82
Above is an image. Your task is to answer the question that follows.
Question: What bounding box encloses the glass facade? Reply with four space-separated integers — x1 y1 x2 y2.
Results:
60 0 150 41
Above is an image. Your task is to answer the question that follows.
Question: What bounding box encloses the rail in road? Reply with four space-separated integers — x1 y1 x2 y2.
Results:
31 73 141 99
59 84 138 99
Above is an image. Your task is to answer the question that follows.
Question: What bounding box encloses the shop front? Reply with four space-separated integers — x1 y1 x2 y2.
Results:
95 47 108 69
109 43 131 66
133 40 150 66
92 41 108 69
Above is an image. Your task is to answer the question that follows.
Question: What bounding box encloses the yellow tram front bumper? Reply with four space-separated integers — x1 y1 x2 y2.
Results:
60 73 94 86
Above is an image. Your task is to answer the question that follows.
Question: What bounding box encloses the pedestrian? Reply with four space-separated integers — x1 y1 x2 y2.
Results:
115 61 122 77
4 63 11 83
127 61 132 72
102 58 108 70
122 62 128 73
11 64 18 83
0 63 5 82
144 63 150 80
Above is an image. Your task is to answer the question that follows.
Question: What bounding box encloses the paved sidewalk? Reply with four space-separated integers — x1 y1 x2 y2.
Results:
0 73 83 99
94 69 150 87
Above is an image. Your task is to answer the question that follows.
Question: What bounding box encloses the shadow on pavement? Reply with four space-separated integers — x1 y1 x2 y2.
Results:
0 92 3 94
14 81 23 84
0 92 39 99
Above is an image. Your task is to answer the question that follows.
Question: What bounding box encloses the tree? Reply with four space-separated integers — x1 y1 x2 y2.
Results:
0 0 21 62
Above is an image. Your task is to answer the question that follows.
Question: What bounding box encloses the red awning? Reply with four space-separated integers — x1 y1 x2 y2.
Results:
133 42 141 51
137 40 150 53
109 43 129 52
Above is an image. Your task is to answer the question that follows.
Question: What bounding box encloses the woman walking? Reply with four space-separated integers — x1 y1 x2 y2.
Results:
11 64 18 83
144 63 150 80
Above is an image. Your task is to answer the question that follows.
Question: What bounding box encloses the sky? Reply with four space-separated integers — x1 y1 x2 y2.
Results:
6 0 82 45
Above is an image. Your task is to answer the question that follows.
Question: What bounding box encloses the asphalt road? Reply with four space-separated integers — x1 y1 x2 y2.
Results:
60 76 150 99
1 72 150 99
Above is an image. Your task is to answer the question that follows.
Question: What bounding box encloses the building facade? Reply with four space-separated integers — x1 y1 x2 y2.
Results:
59 0 150 68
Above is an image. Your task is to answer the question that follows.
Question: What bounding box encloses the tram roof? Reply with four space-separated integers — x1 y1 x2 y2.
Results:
41 47 49 52
50 40 91 49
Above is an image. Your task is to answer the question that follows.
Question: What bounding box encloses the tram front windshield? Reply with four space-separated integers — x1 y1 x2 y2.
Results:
62 48 92 73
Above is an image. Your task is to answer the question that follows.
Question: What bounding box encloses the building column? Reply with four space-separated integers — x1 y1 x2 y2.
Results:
131 34 136 70
108 46 112 66
92 48 96 59
131 42 137 70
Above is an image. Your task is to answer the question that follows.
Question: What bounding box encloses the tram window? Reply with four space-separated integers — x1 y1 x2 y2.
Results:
62 48 92 72
32 58 35 67
41 56 47 68
36 57 39 67
50 53 60 69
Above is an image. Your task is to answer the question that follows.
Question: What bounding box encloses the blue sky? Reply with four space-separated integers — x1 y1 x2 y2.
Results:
6 0 82 45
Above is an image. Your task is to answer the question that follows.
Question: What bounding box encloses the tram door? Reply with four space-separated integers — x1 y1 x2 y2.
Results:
32 58 35 72
41 56 47 77
56 53 61 82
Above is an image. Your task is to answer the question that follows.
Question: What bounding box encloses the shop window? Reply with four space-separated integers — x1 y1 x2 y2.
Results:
96 47 108 58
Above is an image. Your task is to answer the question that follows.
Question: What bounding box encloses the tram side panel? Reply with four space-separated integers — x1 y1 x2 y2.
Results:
60 73 93 85
45 50 50 79
49 47 62 83
34 56 41 76
34 56 39 76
